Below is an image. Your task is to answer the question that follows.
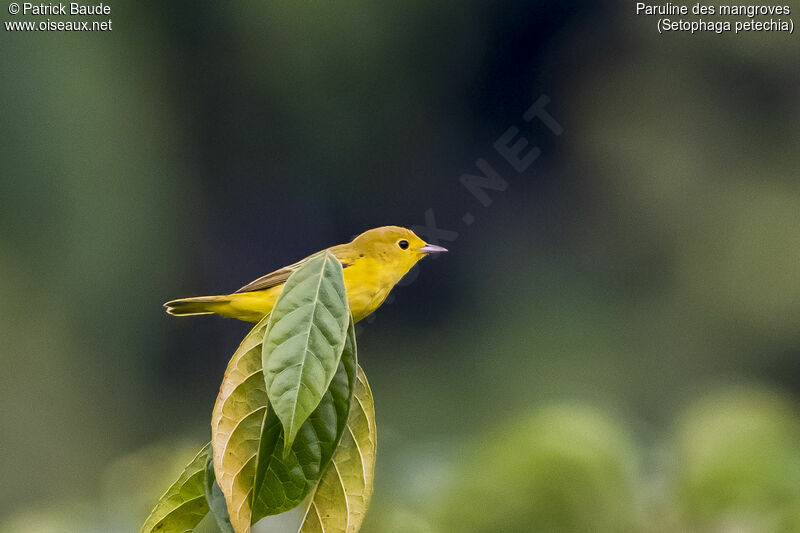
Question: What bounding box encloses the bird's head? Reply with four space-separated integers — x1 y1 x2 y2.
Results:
351 226 447 275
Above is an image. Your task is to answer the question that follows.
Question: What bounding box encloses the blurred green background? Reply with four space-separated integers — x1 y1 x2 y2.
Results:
2 1 800 532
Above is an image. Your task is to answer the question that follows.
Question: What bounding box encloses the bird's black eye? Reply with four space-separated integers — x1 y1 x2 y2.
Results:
397 239 409 250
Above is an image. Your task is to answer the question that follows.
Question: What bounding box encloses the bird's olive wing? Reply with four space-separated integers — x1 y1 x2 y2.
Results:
235 252 352 294
235 266 297 293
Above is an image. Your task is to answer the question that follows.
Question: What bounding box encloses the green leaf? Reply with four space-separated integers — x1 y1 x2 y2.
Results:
211 314 271 533
262 251 350 454
251 319 357 521
204 451 234 533
211 313 357 532
296 366 377 533
140 443 211 533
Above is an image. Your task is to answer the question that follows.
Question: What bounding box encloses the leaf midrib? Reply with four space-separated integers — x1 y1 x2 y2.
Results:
283 253 334 439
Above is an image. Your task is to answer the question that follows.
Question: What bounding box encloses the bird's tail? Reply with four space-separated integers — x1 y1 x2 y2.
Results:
164 295 229 316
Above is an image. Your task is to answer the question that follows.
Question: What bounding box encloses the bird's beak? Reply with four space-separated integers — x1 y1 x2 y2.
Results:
420 243 448 254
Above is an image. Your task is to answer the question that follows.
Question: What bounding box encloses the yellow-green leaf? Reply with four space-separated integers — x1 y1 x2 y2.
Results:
296 366 377 533
140 443 211 533
262 251 350 454
211 314 271 533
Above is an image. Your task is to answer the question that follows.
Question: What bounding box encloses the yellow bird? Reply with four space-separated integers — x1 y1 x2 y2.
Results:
164 226 447 323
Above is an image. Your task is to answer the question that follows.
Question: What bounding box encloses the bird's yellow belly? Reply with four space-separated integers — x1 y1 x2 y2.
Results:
343 274 391 322
222 287 282 322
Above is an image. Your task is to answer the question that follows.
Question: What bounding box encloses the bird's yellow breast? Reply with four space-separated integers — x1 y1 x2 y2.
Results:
342 256 399 322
